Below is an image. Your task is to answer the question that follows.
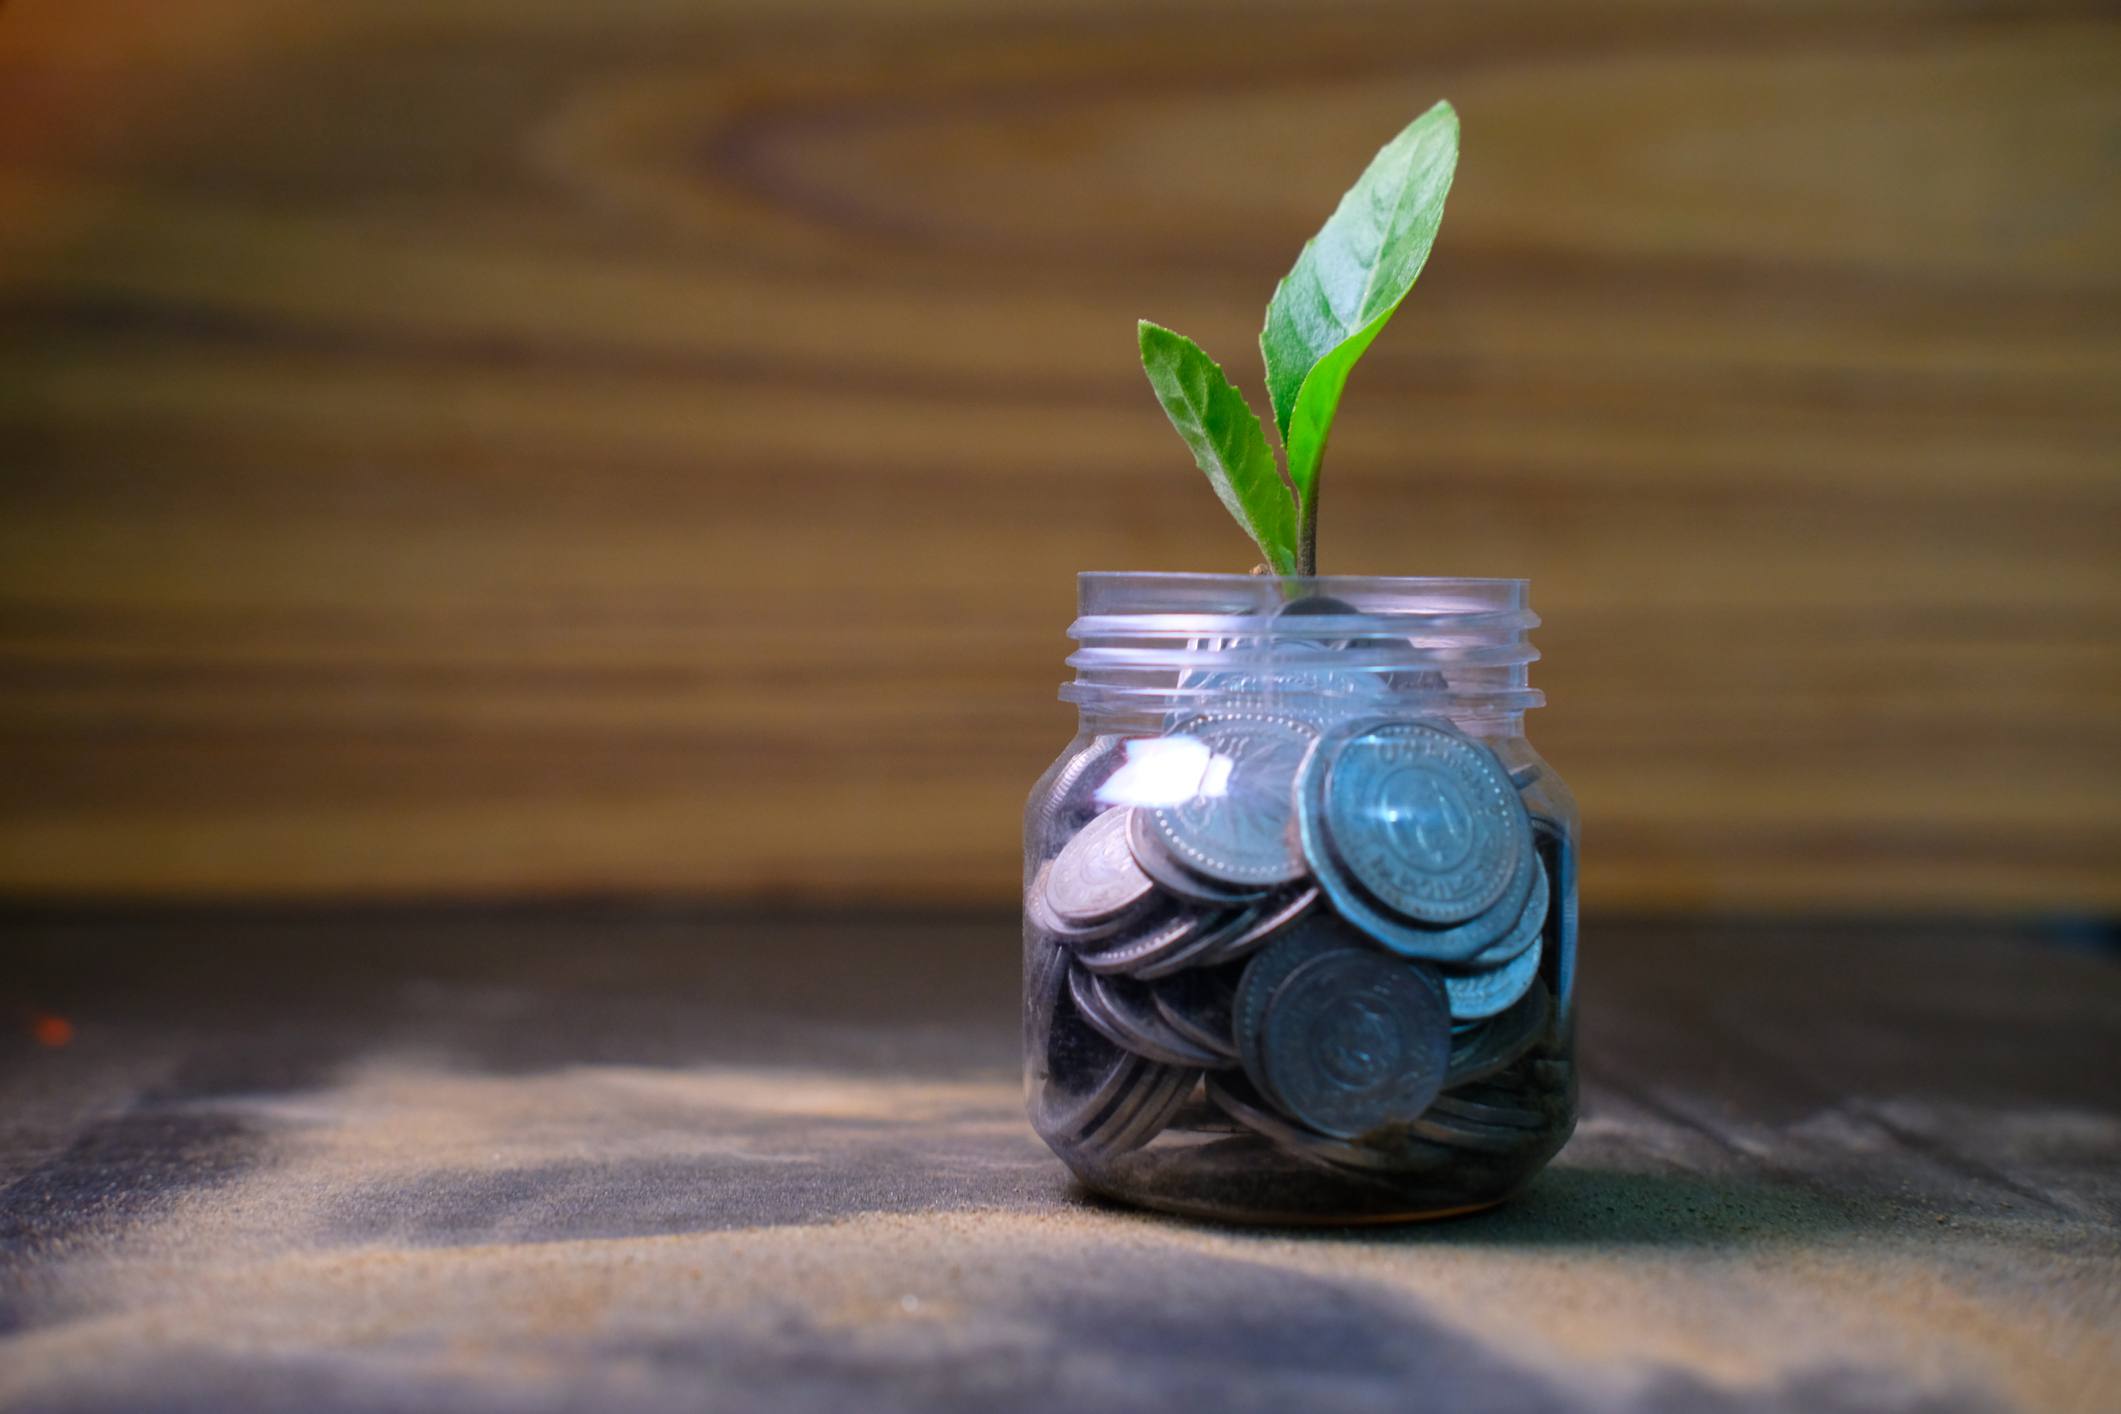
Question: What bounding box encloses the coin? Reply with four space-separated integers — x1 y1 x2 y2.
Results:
1070 1054 1157 1154
1032 737 1116 852
1143 711 1316 888
1257 949 1451 1139
1091 1062 1201 1156
1195 884 1320 966
1295 721 1535 962
1308 836 1531 962
1030 971 1141 1147
1069 965 1229 1069
1429 1090 1548 1130
1130 900 1276 980
1531 815 1577 1027
1232 915 1374 1101
1023 928 1070 1069
1442 929 1543 1020
1203 1072 1457 1174
1034 1052 1136 1147
1044 808 1157 925
1074 906 1226 976
1026 863 1148 946
1179 666 1391 716
1150 964 1243 1064
1035 966 1198 1160
1127 807 1272 907
1270 592 1363 628
1272 594 1448 698
1461 859 1549 970
1315 718 1528 924
1406 1109 1537 1154
1442 979 1551 1089
1153 975 1247 1059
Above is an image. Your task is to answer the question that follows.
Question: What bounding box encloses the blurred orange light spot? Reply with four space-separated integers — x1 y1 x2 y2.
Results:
31 1014 74 1048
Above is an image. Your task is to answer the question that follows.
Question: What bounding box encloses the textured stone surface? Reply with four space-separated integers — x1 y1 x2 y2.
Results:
1 911 2116 1411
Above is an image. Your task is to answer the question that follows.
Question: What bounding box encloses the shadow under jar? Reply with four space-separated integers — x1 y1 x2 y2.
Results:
1024 574 1579 1224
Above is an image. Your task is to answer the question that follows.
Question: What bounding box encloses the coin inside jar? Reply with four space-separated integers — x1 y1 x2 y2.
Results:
1142 711 1316 889
1257 949 1451 1139
1126 807 1272 908
1295 726 1532 963
1441 930 1543 1020
1068 965 1229 1069
1317 719 1528 925
1043 807 1157 926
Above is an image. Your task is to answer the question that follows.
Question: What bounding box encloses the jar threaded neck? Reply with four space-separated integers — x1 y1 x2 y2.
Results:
1062 573 1542 725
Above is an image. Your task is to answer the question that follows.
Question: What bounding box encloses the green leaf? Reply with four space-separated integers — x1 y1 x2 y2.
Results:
1260 101 1458 569
1137 320 1298 576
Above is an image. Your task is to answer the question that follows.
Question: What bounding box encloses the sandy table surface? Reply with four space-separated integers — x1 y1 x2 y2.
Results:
2 910 2116 1412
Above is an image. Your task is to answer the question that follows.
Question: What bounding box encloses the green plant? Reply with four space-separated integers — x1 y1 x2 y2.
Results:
1139 101 1459 576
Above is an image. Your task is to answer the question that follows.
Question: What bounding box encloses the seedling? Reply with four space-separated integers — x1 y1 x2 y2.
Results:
1139 101 1459 576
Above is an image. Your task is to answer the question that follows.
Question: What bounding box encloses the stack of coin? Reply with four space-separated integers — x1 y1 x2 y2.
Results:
1027 697 1573 1176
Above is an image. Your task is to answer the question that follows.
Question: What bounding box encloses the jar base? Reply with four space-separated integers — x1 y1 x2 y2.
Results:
1077 1181 1516 1229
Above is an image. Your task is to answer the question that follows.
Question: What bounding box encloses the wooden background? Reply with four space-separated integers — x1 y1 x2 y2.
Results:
0 0 2115 912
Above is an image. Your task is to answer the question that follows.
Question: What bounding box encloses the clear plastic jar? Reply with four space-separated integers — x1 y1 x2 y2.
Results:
1024 574 1577 1223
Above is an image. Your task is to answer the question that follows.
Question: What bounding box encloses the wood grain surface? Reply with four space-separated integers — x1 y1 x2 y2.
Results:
0 1 2116 909
1 910 2116 1410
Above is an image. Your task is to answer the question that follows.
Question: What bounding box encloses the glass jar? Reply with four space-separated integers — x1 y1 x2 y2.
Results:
1023 573 1577 1223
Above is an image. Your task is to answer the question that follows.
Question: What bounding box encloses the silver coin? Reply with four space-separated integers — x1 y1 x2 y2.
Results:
1127 808 1272 907
1090 1062 1200 1156
1312 837 1532 961
1441 930 1544 1021
1172 631 1246 702
1232 916 1373 1102
1407 1109 1538 1153
1150 966 1243 1064
1442 979 1550 1089
1316 718 1528 925
1272 595 1450 698
1144 711 1316 888
1172 658 1393 723
1297 726 1534 962
1023 927 1070 1062
1025 864 1146 946
1204 1073 1458 1174
1195 884 1321 966
1031 976 1141 1149
1169 623 1396 731
1034 965 1193 1159
1073 906 1221 976
1033 737 1115 852
1257 949 1451 1139
1429 1090 1548 1130
1461 860 1549 970
1531 815 1577 1028
1044 808 1157 925
1068 1054 1155 1153
1130 901 1274 980
1068 965 1228 1069
1270 592 1363 629
1034 1054 1137 1147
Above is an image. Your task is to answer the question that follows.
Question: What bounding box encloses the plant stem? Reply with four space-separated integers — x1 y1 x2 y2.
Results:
1296 489 1318 577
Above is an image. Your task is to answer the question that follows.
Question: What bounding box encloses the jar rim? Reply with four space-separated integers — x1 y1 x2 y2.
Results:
1079 571 1529 590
